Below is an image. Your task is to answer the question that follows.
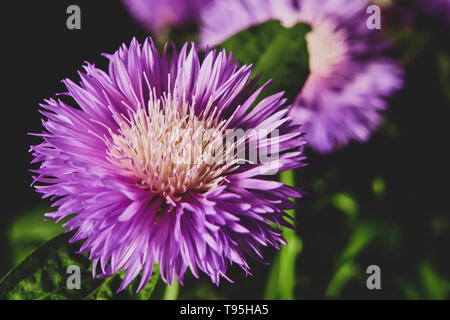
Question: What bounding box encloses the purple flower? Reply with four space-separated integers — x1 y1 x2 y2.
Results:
200 0 403 153
30 38 306 292
123 0 210 33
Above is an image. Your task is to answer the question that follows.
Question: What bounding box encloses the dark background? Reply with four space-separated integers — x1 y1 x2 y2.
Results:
1 0 148 277
1 1 449 299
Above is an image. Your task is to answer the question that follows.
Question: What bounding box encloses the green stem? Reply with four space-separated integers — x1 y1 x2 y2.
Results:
264 170 302 300
163 279 180 300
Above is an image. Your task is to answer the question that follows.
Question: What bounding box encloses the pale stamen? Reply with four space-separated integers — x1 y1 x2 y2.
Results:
306 20 348 77
106 91 239 206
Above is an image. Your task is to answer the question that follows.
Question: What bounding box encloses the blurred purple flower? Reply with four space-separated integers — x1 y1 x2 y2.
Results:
123 0 210 33
200 0 404 153
30 38 306 292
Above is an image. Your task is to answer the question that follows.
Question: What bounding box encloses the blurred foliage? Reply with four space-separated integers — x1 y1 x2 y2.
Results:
7 208 63 266
0 232 159 300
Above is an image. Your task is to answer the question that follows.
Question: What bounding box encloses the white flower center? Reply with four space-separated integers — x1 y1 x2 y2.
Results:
306 21 348 76
106 91 238 206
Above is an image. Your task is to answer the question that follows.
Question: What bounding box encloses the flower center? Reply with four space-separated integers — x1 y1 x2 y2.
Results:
107 92 237 206
306 20 348 77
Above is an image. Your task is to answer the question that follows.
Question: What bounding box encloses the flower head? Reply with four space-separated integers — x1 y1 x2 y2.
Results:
200 0 403 153
30 38 306 291
123 0 210 33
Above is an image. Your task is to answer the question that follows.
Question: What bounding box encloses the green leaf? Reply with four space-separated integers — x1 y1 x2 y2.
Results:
217 20 310 103
8 207 64 266
419 261 449 300
0 232 159 300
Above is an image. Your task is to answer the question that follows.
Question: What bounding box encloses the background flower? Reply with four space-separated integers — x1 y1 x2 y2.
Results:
200 0 404 153
30 38 306 291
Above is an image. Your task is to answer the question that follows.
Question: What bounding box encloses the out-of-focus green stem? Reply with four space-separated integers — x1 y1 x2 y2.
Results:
163 279 180 300
264 170 302 300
